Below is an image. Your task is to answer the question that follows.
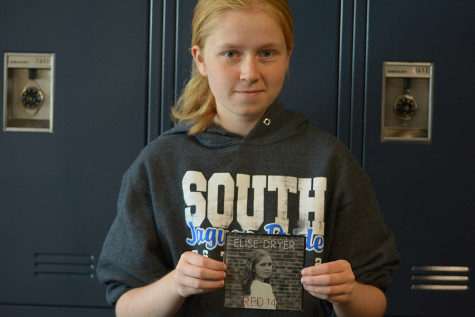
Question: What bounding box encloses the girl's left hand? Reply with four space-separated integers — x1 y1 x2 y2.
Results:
300 259 355 304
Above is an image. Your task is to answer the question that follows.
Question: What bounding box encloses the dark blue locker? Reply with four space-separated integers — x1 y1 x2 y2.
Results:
0 0 148 314
363 1 475 316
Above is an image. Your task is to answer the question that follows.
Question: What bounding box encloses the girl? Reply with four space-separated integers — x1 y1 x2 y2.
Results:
97 0 400 316
242 250 276 310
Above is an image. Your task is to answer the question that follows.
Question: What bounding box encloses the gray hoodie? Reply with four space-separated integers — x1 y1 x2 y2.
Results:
97 102 400 316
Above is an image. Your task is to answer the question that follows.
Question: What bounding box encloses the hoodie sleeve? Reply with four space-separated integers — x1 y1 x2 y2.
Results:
96 164 169 306
325 144 400 292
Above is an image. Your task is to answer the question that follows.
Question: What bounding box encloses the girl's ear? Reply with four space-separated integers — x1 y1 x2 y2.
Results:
192 45 207 76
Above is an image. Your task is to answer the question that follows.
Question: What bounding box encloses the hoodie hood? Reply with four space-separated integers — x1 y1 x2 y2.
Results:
163 102 309 149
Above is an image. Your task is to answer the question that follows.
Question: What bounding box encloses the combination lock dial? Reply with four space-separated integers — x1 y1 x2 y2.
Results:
21 87 44 109
21 69 45 116
393 77 418 125
394 94 417 121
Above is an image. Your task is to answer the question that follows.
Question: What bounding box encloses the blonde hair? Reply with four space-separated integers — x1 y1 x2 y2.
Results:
171 0 294 135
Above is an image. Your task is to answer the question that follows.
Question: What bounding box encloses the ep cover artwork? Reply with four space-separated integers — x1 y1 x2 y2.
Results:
224 232 306 311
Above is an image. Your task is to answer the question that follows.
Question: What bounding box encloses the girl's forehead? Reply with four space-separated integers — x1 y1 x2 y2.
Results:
212 8 280 33
257 255 272 263
204 9 285 48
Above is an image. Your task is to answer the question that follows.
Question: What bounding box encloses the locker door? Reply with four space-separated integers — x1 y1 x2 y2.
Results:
0 0 148 312
364 1 475 316
160 0 342 137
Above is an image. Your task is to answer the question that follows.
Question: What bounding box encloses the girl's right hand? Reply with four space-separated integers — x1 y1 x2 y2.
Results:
174 251 227 298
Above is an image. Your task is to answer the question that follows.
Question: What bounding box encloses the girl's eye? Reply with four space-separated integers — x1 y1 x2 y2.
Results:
262 50 274 58
224 51 237 58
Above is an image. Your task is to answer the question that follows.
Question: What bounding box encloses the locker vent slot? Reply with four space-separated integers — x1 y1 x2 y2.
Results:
34 252 96 279
411 265 470 291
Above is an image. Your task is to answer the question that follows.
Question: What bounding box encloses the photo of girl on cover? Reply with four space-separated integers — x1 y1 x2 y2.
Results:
242 250 276 310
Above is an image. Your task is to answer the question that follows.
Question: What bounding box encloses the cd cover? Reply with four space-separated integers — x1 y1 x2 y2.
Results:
224 232 306 311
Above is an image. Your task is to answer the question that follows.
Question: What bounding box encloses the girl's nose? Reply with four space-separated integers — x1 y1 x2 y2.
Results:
240 57 260 83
